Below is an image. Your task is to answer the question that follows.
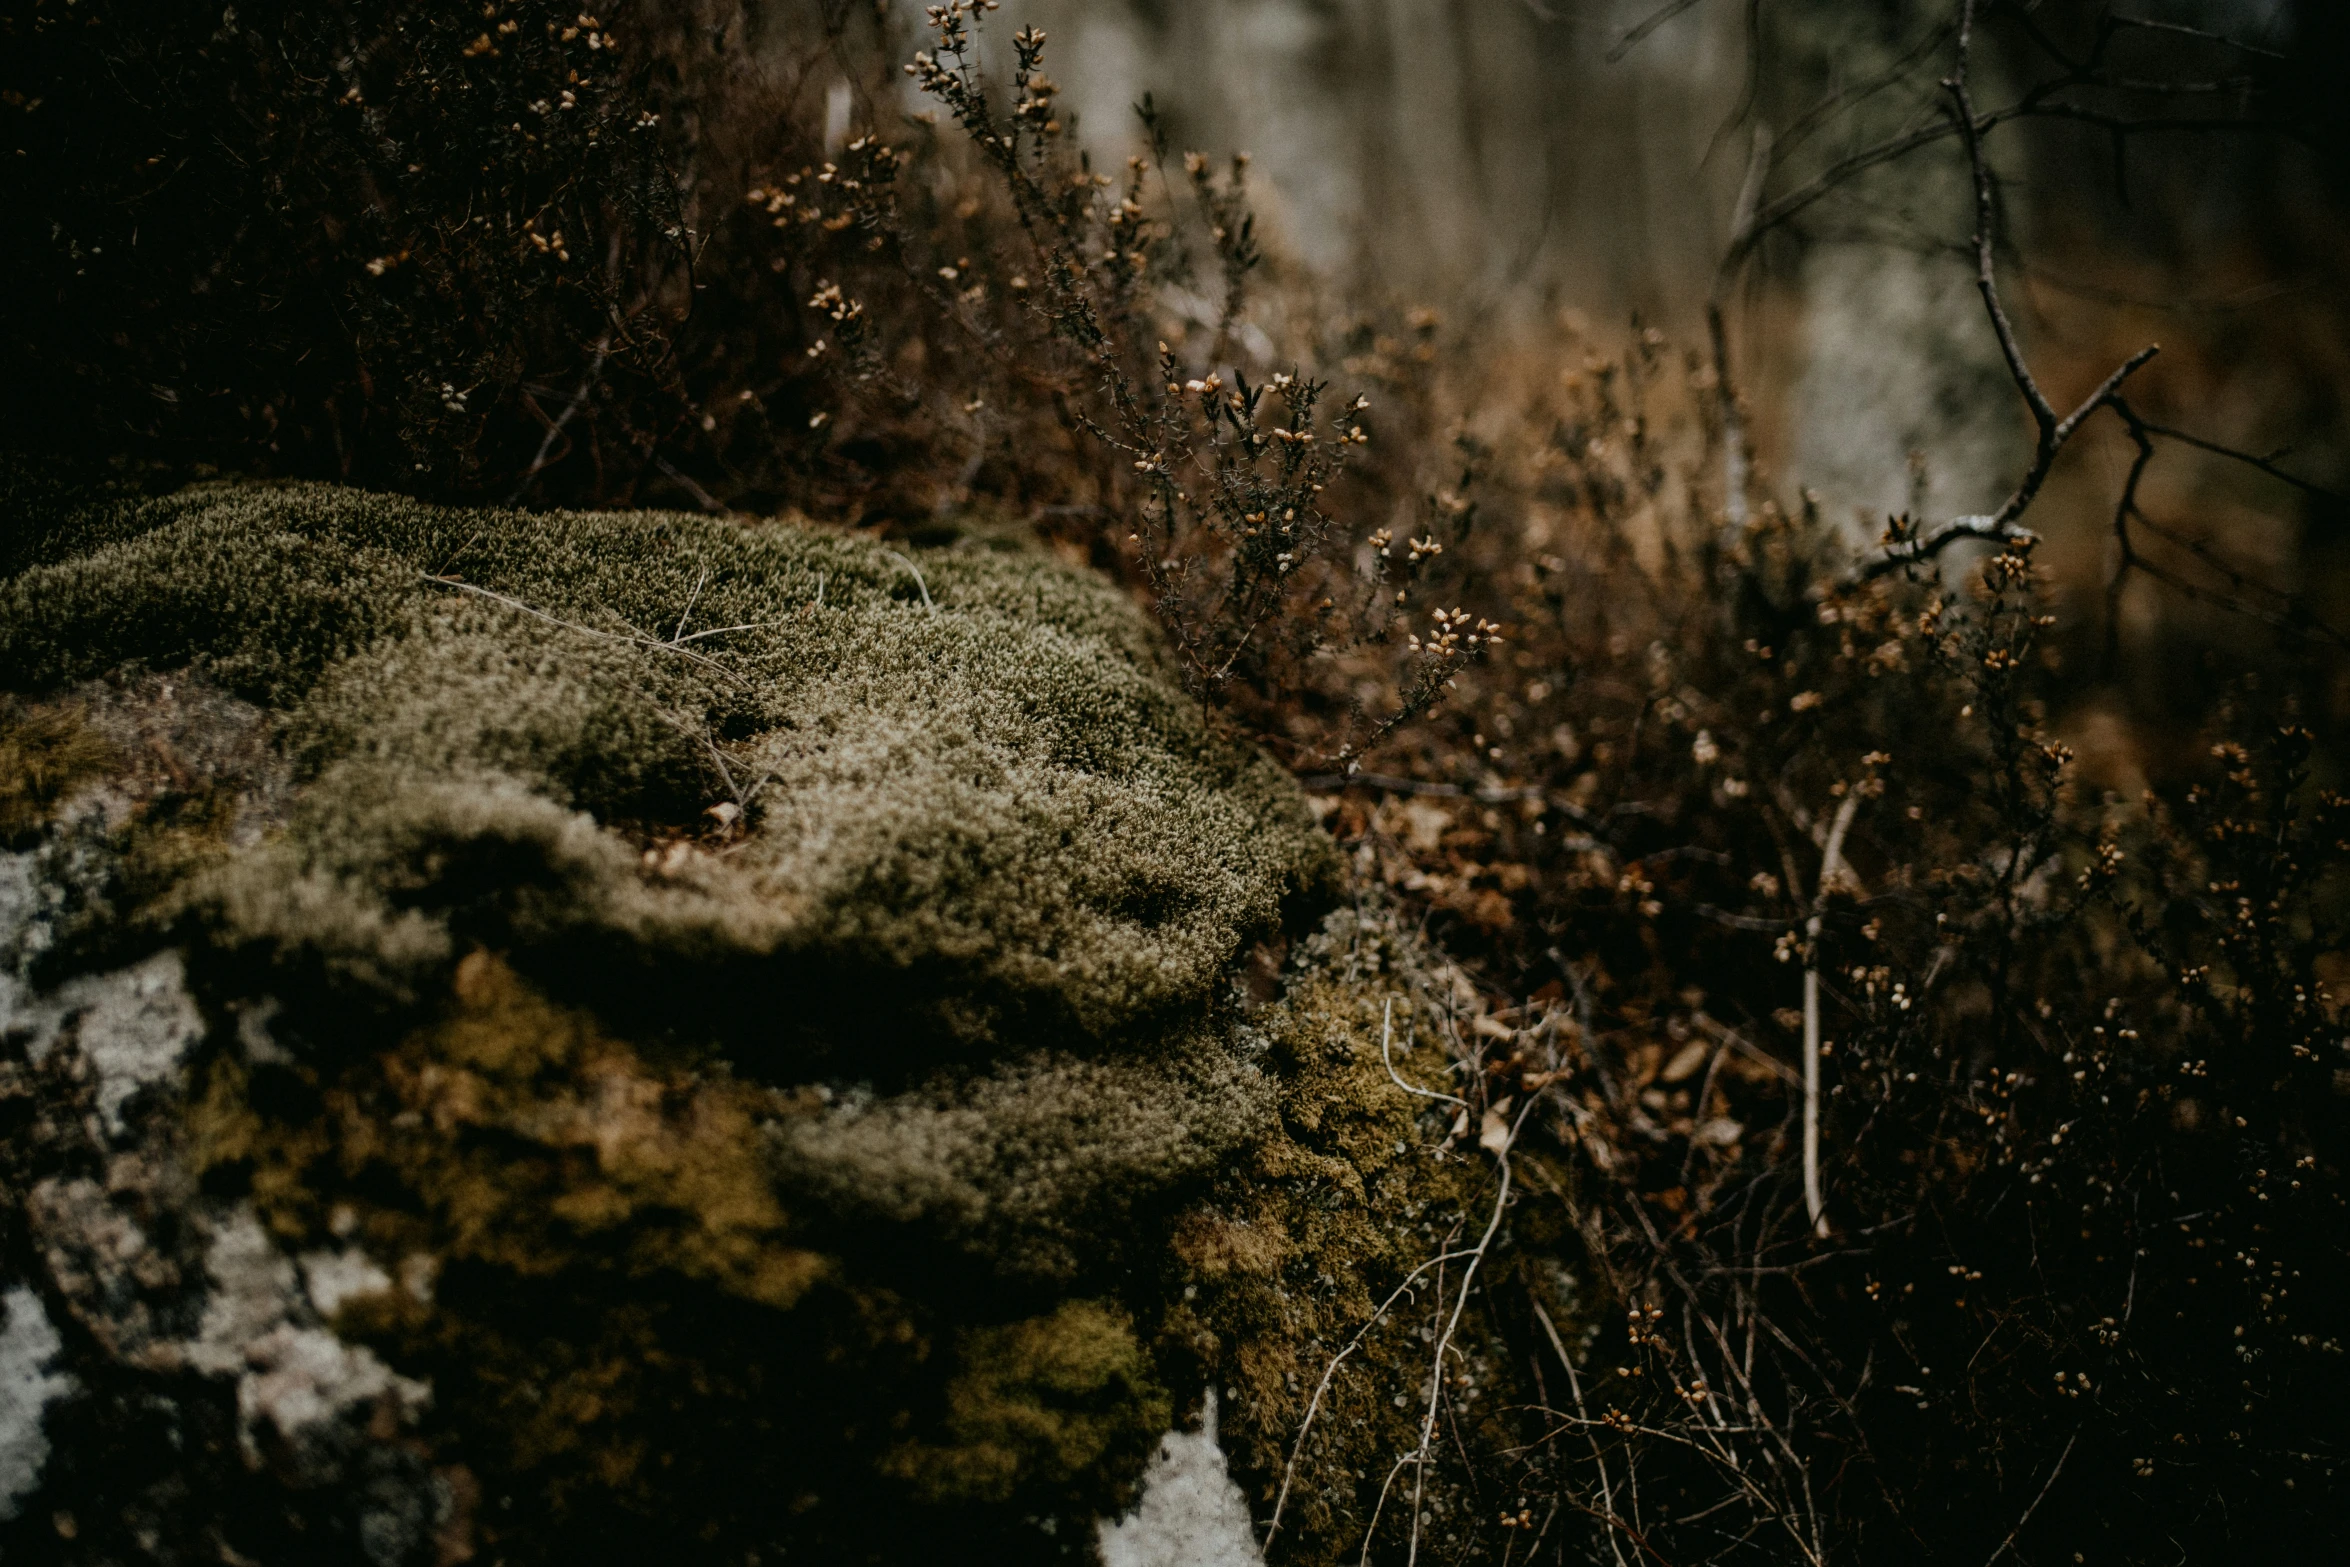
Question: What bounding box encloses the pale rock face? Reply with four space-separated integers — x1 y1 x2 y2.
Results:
0 1286 77 1521
186 1212 429 1476
17 950 207 1135
1096 1392 1267 1567
300 1249 398 1320
0 851 58 1058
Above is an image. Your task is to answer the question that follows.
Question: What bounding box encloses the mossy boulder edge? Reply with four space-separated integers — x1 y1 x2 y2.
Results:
0 466 1550 1566
0 467 1339 1057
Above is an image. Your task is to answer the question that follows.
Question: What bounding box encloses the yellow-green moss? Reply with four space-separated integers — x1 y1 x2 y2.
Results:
885 1300 1170 1506
189 952 1181 1559
192 951 825 1305
1162 915 1565 1566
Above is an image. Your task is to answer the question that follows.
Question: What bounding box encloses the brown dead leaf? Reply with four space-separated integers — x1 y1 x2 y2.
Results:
1659 1039 1711 1083
1480 1098 1515 1154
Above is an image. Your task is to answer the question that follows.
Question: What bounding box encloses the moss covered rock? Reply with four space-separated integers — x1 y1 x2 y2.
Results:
0 464 1554 1566
1 470 1336 1051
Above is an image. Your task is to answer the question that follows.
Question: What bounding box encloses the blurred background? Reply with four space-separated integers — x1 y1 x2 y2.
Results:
978 1 2337 494
949 0 2350 735
9 0 2348 747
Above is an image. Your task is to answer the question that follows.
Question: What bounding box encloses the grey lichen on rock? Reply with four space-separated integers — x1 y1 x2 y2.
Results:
0 460 1553 1565
0 1285 75 1521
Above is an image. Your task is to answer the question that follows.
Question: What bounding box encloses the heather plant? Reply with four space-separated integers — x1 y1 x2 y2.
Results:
0 0 959 518
1299 314 2350 1561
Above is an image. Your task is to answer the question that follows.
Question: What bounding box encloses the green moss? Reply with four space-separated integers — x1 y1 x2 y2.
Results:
772 1021 1277 1282
885 1300 1171 1508
190 952 1179 1558
193 950 826 1303
1 460 1338 1061
2 457 1358 1557
1158 913 1565 1567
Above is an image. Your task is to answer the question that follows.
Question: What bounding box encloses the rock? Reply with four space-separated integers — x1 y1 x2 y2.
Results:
18 951 206 1136
0 466 1554 1564
1097 1392 1264 1567
0 1286 75 1521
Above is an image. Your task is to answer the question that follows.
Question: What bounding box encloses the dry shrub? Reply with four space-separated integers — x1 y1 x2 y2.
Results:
3 0 929 513
1306 311 2350 1560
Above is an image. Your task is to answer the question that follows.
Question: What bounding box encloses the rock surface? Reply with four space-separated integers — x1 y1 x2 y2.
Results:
1097 1392 1264 1567
0 466 1550 1564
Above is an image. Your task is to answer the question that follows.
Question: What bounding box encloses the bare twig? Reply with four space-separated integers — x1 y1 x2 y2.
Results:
1403 1097 1530 1566
2100 396 2350 661
418 574 745 686
1981 1429 2078 1566
650 452 727 514
2119 408 2342 498
1703 0 2316 593
669 620 784 647
1382 997 1469 1112
1264 1239 1485 1547
2108 12 2286 61
1606 0 1709 64
503 339 609 506
1710 122 1771 540
671 567 709 643
1856 3 2160 582
1802 792 1861 1237
881 548 939 615
1533 1299 1631 1567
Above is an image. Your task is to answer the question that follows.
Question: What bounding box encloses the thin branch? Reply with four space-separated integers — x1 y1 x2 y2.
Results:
2121 410 2343 498
671 567 709 643
1981 1429 2078 1566
881 548 939 615
418 575 745 686
1854 3 2161 583
1382 997 1470 1112
1606 0 1710 64
2101 396 2350 657
2108 13 2287 61
1405 1107 1523 1566
650 452 727 514
1802 792 1861 1238
1710 123 1771 538
1532 1300 1632 1567
503 339 609 506
1264 1240 1486 1547
2103 406 2161 674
